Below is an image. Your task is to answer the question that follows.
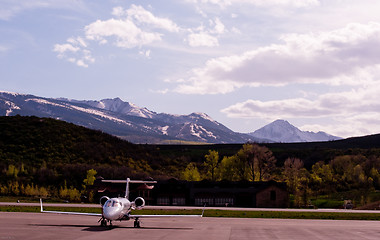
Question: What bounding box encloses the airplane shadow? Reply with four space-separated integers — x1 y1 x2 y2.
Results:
29 224 193 232
29 224 109 232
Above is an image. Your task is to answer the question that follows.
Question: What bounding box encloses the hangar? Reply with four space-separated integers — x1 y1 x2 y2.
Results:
91 178 288 208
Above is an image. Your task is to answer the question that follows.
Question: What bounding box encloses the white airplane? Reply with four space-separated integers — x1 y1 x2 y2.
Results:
40 178 203 228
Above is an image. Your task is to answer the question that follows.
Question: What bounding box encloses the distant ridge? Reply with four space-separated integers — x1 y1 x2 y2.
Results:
0 91 342 144
0 91 258 144
249 119 341 143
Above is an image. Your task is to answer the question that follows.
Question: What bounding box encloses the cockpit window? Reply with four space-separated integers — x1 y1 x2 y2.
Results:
105 200 121 208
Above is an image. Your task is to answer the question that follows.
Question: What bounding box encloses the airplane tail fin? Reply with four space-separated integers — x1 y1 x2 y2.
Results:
40 198 44 212
101 178 157 200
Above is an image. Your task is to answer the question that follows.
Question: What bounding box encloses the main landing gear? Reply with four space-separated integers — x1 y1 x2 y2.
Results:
133 218 141 228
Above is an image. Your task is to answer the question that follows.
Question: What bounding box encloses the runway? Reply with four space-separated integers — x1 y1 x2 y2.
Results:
1 212 380 240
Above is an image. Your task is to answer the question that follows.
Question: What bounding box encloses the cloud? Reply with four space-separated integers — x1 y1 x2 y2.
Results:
54 4 180 67
187 0 320 9
139 49 151 58
221 82 380 137
185 17 226 47
222 83 380 119
85 18 162 49
125 5 180 33
53 43 79 56
174 22 380 94
0 0 86 21
187 32 219 47
53 37 94 68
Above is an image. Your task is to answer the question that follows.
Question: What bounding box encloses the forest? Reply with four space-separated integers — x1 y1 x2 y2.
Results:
1 115 380 207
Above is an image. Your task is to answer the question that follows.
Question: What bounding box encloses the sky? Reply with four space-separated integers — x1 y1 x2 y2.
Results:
2 0 380 138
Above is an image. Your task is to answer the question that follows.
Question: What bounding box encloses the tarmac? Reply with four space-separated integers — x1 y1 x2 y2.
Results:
1 211 380 240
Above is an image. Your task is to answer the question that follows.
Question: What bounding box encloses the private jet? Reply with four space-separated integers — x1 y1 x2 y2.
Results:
40 178 203 228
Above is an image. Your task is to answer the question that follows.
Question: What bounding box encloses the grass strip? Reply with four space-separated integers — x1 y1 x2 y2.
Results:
2 206 380 220
0 206 101 214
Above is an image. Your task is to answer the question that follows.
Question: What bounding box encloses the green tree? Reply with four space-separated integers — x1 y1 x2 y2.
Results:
182 163 201 181
6 165 19 179
204 150 219 181
310 161 336 194
219 155 239 181
283 158 304 193
83 169 97 187
236 144 276 181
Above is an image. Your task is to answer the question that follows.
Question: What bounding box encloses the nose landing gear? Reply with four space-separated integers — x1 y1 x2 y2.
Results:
99 217 112 228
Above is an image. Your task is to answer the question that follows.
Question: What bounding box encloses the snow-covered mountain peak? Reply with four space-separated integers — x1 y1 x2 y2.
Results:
0 91 27 98
249 119 341 143
188 112 220 125
0 91 341 144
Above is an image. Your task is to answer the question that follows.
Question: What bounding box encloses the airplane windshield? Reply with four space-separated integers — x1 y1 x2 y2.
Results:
105 200 121 208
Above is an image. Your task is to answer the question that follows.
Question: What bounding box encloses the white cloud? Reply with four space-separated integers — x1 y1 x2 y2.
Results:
53 43 79 57
53 39 94 68
211 18 225 34
139 49 151 58
54 4 180 67
67 37 87 48
222 83 380 118
175 22 380 94
187 32 219 47
221 83 380 137
185 17 226 48
85 18 162 49
126 5 180 33
187 0 320 9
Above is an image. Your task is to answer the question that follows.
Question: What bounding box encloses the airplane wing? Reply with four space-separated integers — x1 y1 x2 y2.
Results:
128 206 205 218
128 214 202 218
40 199 102 217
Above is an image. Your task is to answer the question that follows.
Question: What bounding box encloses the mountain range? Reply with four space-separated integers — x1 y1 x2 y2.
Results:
0 91 341 144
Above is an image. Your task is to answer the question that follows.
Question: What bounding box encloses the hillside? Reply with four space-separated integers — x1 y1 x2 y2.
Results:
2 115 380 171
0 115 144 166
0 116 182 188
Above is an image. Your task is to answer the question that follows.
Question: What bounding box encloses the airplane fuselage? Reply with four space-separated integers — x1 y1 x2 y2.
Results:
103 197 132 221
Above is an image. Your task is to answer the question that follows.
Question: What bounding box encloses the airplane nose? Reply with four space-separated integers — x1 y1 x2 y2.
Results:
103 207 119 220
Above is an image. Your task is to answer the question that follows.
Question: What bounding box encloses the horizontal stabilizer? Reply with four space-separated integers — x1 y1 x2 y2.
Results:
102 180 157 184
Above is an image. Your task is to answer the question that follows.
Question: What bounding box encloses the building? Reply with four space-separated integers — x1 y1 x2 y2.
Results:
154 179 288 208
91 178 288 208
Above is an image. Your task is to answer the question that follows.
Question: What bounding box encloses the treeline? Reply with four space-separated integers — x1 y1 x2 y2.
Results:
1 167 97 202
181 144 380 207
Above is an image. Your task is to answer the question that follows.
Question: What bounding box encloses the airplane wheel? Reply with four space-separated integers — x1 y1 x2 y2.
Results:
134 219 140 228
101 219 107 227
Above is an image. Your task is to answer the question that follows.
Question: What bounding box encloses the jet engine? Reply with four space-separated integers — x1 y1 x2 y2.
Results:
133 197 145 209
100 196 110 206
